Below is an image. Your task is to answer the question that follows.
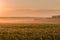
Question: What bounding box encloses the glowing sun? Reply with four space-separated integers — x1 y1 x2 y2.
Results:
0 0 5 12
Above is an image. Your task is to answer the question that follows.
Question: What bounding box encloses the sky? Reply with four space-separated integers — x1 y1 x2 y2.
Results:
0 0 60 17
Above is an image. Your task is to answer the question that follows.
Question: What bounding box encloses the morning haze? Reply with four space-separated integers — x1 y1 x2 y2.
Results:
0 0 60 23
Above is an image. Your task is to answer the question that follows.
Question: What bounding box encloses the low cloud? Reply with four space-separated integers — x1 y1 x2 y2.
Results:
1 8 60 17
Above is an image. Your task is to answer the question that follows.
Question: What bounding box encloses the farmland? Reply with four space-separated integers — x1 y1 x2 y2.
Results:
0 23 60 40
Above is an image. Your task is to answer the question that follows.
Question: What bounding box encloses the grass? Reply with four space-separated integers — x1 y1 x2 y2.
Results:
0 23 60 40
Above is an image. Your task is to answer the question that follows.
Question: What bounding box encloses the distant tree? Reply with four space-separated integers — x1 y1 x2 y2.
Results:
52 15 60 18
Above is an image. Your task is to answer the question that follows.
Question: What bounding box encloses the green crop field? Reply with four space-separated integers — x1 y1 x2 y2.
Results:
0 23 60 40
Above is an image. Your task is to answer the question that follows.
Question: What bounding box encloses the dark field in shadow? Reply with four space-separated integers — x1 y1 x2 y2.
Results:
0 23 60 40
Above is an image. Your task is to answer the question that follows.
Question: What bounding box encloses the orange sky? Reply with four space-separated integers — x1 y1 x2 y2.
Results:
0 0 60 17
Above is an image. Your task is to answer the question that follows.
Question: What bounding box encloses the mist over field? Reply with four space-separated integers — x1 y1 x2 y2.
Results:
0 17 60 24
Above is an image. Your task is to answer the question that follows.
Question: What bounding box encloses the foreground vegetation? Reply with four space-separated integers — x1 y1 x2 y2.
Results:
0 23 60 40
